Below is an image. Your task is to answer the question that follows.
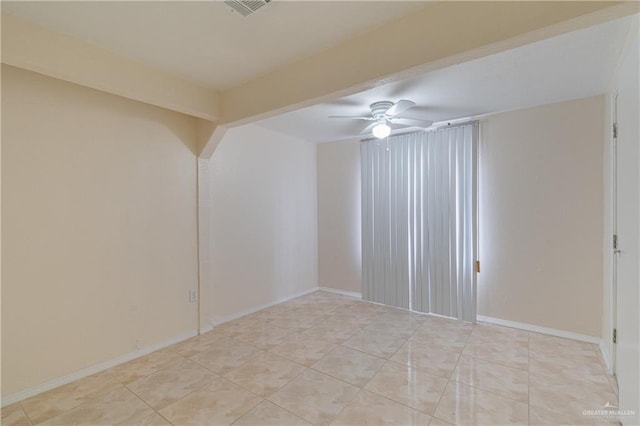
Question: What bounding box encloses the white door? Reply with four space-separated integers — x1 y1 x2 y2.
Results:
614 26 639 426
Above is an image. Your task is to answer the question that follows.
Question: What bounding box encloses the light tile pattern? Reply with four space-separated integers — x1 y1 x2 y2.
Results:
38 388 154 426
10 291 618 425
20 371 122 424
332 390 432 425
234 401 311 426
1 403 31 426
268 369 359 425
364 361 449 414
311 346 385 387
223 352 305 397
126 358 218 410
269 333 337 366
109 350 183 385
452 355 529 402
158 376 262 425
434 381 529 425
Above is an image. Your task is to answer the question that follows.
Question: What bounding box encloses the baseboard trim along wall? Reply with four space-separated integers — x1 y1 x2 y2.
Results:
3 286 322 407
199 322 214 334
8 290 605 407
317 286 362 299
477 315 600 344
1 329 198 407
209 287 319 328
598 339 613 373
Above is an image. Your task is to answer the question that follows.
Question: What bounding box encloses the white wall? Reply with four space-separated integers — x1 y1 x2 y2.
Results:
317 97 606 337
1 65 199 397
317 140 362 294
201 125 318 324
478 96 605 337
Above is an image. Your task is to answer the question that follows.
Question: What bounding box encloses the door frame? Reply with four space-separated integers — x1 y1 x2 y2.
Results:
611 92 618 375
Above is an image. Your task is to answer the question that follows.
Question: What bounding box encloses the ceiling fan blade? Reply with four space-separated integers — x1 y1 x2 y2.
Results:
359 122 377 135
328 115 374 120
388 122 407 130
385 100 416 117
396 106 432 117
389 117 434 127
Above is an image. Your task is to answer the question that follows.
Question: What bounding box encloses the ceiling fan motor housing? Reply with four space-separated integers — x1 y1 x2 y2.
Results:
370 101 394 118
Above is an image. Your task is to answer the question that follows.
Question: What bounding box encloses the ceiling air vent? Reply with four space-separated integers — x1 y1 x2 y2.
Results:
224 0 271 17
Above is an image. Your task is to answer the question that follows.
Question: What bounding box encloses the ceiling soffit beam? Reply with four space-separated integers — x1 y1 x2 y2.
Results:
197 120 228 159
220 1 638 127
1 13 221 121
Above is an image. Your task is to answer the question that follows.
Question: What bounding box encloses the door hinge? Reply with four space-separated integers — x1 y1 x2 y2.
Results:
613 328 617 344
613 234 618 250
613 122 618 139
475 260 480 273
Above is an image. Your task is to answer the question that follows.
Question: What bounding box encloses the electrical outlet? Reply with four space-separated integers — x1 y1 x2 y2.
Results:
189 290 198 303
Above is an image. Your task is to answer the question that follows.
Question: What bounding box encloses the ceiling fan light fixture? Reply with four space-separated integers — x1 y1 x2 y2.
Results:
327 99 431 138
372 122 391 139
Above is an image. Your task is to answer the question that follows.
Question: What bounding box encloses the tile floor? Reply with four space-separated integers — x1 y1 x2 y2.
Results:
2 291 620 426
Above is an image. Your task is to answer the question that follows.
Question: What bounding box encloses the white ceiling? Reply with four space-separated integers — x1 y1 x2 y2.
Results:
1 1 428 90
257 16 632 143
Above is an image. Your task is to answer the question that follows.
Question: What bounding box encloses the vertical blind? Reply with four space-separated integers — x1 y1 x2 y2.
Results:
361 123 478 322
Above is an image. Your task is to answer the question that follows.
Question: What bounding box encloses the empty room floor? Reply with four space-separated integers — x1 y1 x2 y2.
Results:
3 291 618 426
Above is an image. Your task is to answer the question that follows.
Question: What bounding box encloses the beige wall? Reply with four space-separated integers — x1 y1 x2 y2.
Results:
1 65 199 396
478 96 605 337
316 97 605 337
317 140 362 294
202 125 318 323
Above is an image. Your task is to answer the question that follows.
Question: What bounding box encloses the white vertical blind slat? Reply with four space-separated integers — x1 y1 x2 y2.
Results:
434 131 444 314
400 136 410 309
420 133 430 313
382 140 391 307
374 142 381 304
390 138 398 308
360 142 370 301
407 137 414 308
427 131 437 313
414 135 423 312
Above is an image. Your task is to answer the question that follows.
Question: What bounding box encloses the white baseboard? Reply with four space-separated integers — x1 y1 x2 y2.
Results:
209 287 319 327
200 323 214 334
599 339 613 373
477 315 600 344
318 286 362 299
1 329 197 407
3 287 323 407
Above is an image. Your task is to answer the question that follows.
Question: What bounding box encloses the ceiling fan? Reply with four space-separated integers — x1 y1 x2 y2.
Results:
328 100 433 139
